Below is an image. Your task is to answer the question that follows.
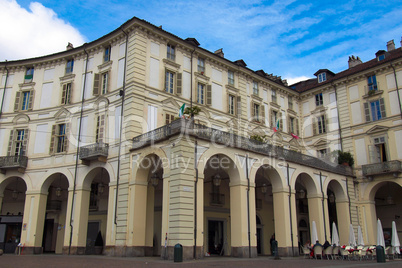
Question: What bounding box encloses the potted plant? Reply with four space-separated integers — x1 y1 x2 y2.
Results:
94 231 104 255
333 150 354 166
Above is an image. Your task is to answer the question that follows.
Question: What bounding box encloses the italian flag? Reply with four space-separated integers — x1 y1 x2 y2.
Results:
179 103 185 118
273 119 280 132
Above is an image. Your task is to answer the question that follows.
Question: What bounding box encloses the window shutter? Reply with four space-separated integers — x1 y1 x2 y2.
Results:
49 125 56 155
98 115 105 143
67 83 72 104
22 129 29 156
176 73 182 95
206 85 212 105
28 90 34 111
7 130 14 156
368 145 377 164
93 73 100 96
227 93 230 114
288 116 291 134
14 91 21 111
296 118 300 136
261 104 265 124
270 109 273 127
251 101 255 117
312 117 317 136
363 102 371 122
379 98 386 118
236 96 241 116
61 84 67 104
279 111 283 130
64 123 70 152
106 71 110 93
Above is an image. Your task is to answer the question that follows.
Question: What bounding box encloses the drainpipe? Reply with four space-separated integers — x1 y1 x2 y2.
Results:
69 44 89 254
346 177 352 224
246 154 251 258
332 82 343 151
319 172 327 241
0 61 9 119
287 163 294 256
390 63 402 119
193 139 198 259
114 29 129 225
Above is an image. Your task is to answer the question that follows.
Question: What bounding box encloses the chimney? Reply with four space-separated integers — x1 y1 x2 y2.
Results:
387 40 395 51
348 55 362 68
214 48 224 58
400 36 402 48
66 42 74 50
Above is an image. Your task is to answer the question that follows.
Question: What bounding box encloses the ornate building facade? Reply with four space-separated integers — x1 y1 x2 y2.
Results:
0 17 400 259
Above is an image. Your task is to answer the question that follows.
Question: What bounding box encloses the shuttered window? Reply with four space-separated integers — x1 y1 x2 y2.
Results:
14 90 35 112
228 94 235 115
165 114 175 125
164 70 182 95
363 98 386 122
61 83 72 105
313 115 328 135
7 129 29 156
50 123 69 154
96 115 105 143
198 83 210 105
93 72 110 96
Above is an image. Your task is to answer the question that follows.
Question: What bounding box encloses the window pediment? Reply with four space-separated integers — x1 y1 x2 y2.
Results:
366 125 389 134
163 58 180 70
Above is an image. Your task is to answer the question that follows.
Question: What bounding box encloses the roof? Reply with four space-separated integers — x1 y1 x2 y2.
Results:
291 47 402 93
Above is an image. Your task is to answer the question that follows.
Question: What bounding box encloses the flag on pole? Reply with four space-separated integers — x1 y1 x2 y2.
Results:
273 119 280 132
179 103 185 118
291 133 299 139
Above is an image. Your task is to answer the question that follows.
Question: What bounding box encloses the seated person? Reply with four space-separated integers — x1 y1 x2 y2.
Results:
323 240 330 249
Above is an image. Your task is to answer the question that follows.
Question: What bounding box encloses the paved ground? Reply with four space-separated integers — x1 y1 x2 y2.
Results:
0 254 401 268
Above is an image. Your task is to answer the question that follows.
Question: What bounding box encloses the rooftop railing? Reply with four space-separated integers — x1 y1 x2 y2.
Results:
132 119 353 176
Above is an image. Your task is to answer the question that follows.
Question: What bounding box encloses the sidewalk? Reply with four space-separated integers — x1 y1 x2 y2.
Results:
0 254 401 268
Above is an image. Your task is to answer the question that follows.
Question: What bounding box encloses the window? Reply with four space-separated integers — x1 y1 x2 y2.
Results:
253 81 259 95
271 109 278 128
272 89 277 103
288 96 293 110
253 103 260 121
93 72 109 96
104 46 111 62
7 129 29 157
165 71 174 94
364 98 386 122
288 116 298 134
367 75 377 91
197 83 205 104
167 44 175 61
317 148 328 158
228 70 234 85
317 115 326 134
373 137 387 162
96 115 105 143
65 59 74 74
378 54 385 61
318 72 326 83
24 67 34 83
228 94 235 115
50 123 69 154
315 93 323 106
89 183 99 210
61 83 72 105
165 113 175 125
14 90 34 112
198 58 205 73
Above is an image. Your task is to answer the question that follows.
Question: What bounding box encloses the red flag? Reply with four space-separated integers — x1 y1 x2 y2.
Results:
291 133 299 139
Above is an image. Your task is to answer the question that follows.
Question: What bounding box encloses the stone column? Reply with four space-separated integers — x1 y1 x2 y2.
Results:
335 198 351 245
273 188 298 256
195 175 204 259
360 200 376 245
20 191 47 254
308 194 325 243
62 188 90 255
104 183 117 255
126 181 148 256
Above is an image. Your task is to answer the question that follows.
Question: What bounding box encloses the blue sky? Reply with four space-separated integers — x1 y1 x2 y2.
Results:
1 0 402 84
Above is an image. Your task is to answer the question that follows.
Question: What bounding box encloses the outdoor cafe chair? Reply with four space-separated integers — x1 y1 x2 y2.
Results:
323 246 333 260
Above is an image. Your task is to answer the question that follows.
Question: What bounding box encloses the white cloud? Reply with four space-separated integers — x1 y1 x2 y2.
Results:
0 0 86 61
285 76 311 85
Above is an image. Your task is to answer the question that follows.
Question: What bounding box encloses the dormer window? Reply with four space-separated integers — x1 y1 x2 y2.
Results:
378 54 385 61
318 72 326 83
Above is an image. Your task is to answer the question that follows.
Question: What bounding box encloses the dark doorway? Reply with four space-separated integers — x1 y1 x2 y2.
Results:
256 227 262 254
208 220 224 255
42 219 55 252
85 222 100 254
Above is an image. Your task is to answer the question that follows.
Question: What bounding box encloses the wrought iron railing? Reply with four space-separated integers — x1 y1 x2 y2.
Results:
132 119 353 176
0 156 28 169
362 160 401 177
79 142 109 160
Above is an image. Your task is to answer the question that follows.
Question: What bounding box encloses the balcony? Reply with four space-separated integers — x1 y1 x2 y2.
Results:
132 119 353 177
0 156 28 173
79 142 109 164
362 160 401 178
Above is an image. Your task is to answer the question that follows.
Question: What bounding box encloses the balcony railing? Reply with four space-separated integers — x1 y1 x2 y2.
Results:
0 156 28 170
132 119 353 176
362 160 401 177
79 142 109 161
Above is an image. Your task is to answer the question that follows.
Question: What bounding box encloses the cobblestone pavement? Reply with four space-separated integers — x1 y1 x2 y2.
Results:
0 254 401 268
